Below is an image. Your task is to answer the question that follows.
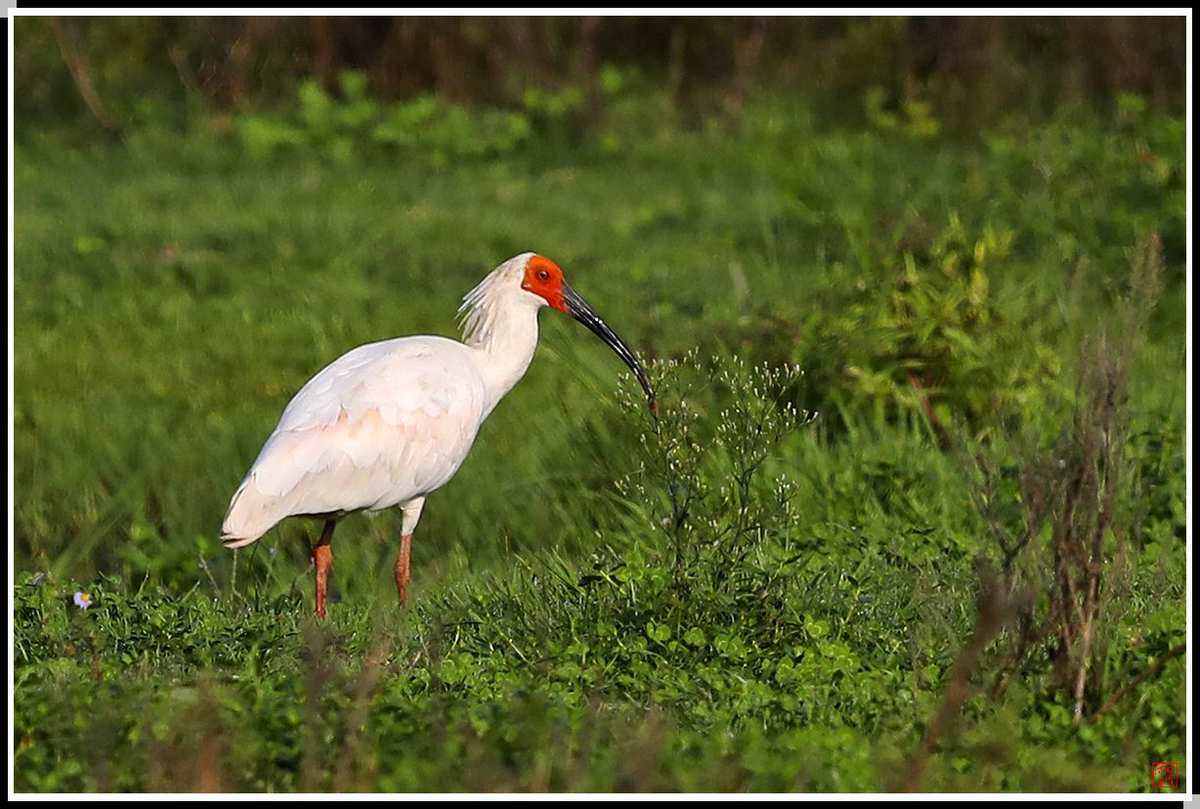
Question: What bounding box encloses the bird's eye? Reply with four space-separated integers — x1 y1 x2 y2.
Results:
537 270 551 282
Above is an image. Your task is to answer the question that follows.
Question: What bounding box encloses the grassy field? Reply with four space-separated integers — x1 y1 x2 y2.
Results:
12 87 1187 792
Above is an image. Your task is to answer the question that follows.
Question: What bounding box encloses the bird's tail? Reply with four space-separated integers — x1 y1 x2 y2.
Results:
220 477 277 549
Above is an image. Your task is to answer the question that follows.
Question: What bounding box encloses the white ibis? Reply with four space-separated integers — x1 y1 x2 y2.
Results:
221 252 655 618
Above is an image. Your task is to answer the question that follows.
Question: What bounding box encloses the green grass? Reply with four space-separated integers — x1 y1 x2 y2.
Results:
13 90 1187 792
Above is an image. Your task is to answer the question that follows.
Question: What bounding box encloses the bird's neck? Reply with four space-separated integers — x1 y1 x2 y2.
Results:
469 303 541 414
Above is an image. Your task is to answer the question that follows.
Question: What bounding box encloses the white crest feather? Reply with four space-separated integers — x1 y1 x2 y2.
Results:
457 252 535 347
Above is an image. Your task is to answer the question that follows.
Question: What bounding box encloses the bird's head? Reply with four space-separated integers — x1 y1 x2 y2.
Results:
519 253 656 411
518 254 569 312
464 253 656 412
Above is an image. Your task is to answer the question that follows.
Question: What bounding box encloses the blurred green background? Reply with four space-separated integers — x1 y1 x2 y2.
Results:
13 15 1187 793
14 17 1188 133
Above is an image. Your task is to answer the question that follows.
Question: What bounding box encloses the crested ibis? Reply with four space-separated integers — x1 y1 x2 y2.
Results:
221 252 655 618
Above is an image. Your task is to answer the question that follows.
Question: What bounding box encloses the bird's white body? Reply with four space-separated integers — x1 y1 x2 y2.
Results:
221 253 544 547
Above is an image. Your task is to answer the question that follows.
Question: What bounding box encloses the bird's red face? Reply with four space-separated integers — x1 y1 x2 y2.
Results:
518 253 657 414
520 255 567 312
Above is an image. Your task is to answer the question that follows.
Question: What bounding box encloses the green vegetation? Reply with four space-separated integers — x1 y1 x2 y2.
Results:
13 73 1186 792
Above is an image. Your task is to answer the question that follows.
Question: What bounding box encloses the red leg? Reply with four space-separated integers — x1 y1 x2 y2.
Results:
394 533 412 607
311 520 336 619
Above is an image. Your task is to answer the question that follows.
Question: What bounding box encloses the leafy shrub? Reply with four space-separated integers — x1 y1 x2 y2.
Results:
758 211 1063 438
237 70 536 163
864 86 941 140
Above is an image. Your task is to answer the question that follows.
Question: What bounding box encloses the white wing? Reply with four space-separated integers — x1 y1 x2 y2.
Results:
221 336 487 545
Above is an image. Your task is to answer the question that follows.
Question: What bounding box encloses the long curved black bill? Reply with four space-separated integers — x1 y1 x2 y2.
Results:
561 283 657 414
